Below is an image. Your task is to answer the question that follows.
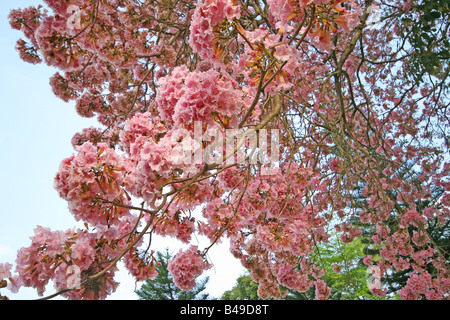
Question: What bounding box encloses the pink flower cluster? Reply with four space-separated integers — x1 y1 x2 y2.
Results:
203 164 334 298
153 208 196 244
266 0 304 30
156 65 243 129
167 246 211 291
12 222 140 299
399 269 450 300
0 263 12 280
14 226 76 296
0 263 20 294
75 90 106 118
42 0 74 15
71 127 120 149
335 222 362 243
314 279 331 300
189 0 241 61
54 142 132 227
268 0 362 51
276 264 312 292
119 112 202 204
236 29 300 93
9 6 45 64
119 112 167 157
400 209 426 229
329 157 343 172
123 249 159 282
49 72 79 102
34 15 83 71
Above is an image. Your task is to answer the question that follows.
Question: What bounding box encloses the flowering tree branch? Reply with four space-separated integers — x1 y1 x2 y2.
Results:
1 0 449 301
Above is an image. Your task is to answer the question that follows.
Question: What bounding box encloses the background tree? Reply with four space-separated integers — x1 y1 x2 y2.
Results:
135 249 211 300
222 234 390 300
310 234 376 300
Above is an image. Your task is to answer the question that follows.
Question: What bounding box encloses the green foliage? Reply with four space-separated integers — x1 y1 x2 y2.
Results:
320 236 366 299
135 249 212 300
401 0 450 84
220 273 261 300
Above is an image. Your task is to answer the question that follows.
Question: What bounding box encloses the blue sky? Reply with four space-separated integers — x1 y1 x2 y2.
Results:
0 0 244 300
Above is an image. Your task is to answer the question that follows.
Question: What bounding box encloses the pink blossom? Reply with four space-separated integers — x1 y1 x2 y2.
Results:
189 0 240 61
7 276 22 294
75 90 105 118
314 279 331 300
277 264 312 292
399 271 433 300
14 226 72 296
70 233 97 270
333 264 342 273
276 264 298 289
412 230 429 247
0 263 13 279
274 43 293 62
54 142 132 227
15 39 42 64
71 126 120 149
156 66 243 129
154 207 196 243
363 256 373 266
400 209 425 229
329 158 343 172
167 246 211 291
124 249 159 282
35 15 83 71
